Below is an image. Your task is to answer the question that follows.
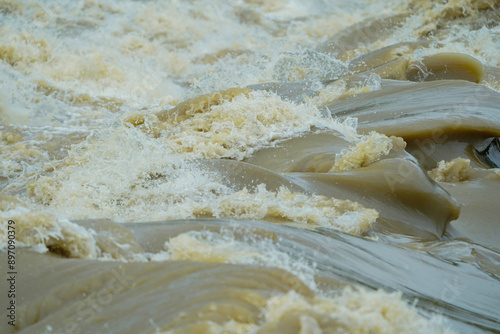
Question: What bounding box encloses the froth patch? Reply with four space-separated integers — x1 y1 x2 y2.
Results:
0 129 45 178
259 288 454 334
407 0 495 22
0 209 98 258
154 286 453 333
428 158 475 182
0 0 23 15
153 89 355 160
166 232 262 263
0 29 124 88
0 210 146 260
210 185 378 234
0 31 51 68
48 53 125 84
403 0 498 42
156 87 252 124
332 132 406 172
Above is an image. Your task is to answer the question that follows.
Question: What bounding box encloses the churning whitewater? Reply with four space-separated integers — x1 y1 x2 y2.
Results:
1 0 499 333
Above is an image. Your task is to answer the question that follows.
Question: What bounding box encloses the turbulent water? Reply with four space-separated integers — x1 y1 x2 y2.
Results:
1 0 500 333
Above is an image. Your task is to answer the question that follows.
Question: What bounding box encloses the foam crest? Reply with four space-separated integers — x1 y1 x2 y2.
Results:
258 288 454 334
332 132 406 171
0 208 98 258
213 185 377 234
161 229 317 290
155 90 356 160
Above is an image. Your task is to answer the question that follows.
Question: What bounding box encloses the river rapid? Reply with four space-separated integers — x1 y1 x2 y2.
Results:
1 0 500 333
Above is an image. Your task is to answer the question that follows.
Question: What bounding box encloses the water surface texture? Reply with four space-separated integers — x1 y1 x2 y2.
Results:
1 0 499 333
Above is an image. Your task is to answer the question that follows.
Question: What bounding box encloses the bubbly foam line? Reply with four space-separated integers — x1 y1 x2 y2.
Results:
155 90 358 160
162 229 318 291
257 288 454 334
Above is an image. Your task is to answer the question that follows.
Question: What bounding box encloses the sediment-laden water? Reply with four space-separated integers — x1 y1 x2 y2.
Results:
1 0 499 333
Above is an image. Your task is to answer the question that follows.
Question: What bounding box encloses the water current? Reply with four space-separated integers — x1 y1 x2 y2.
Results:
1 0 499 333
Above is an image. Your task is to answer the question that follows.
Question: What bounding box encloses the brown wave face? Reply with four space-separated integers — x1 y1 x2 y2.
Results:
1 0 500 333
